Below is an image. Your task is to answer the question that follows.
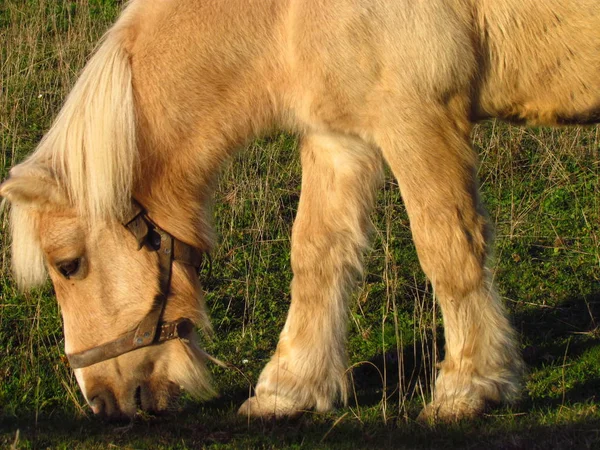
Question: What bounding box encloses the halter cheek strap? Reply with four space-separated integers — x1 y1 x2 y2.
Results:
66 202 204 370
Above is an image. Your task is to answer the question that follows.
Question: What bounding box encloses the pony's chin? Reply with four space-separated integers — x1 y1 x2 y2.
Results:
165 338 216 402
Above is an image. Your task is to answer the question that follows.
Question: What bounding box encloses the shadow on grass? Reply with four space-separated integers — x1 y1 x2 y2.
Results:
518 292 600 366
2 401 600 449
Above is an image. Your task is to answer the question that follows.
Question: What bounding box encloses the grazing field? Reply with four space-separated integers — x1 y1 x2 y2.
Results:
1 1 599 448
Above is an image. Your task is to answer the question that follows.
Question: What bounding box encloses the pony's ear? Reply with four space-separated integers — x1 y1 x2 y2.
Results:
0 163 67 207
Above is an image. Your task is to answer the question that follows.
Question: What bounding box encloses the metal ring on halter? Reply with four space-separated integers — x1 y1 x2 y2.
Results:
66 200 206 369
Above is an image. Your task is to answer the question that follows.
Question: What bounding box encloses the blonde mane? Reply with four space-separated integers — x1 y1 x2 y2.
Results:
28 26 138 222
7 11 139 288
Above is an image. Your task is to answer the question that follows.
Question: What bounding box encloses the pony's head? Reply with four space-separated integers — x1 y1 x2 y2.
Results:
0 161 215 418
0 0 269 419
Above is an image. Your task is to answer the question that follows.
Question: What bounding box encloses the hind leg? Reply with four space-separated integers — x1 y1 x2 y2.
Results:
377 100 524 421
239 132 382 417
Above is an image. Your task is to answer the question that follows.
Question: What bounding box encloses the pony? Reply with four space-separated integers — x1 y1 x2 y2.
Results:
1 0 598 421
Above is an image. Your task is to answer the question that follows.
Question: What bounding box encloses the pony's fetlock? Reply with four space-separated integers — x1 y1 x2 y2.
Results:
239 350 347 418
419 358 522 423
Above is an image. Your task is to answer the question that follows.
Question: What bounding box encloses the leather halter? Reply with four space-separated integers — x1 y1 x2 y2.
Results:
66 202 204 369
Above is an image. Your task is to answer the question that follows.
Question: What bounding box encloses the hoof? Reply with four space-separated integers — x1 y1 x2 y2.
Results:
417 396 485 424
238 394 305 419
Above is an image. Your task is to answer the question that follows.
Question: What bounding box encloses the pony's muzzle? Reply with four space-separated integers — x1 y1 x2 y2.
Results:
86 381 143 419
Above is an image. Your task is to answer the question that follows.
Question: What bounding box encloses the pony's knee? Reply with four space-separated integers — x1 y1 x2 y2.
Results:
292 133 382 271
411 208 489 297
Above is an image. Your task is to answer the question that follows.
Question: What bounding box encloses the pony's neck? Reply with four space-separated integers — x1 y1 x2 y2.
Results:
133 88 283 251
126 0 292 250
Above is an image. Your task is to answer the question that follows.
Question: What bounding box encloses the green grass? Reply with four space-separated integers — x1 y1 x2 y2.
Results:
1 1 600 448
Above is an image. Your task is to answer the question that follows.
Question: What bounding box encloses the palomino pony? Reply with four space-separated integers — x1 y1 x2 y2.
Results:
1 0 598 421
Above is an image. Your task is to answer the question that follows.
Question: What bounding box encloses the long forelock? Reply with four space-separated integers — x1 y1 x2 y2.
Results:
7 202 48 290
30 24 138 223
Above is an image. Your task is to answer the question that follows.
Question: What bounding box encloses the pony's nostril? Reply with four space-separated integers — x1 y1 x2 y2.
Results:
88 389 120 418
89 396 105 415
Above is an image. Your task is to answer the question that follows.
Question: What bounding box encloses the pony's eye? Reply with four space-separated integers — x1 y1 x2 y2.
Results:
57 258 81 279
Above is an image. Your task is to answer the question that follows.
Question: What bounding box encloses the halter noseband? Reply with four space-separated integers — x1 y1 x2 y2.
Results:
66 201 205 370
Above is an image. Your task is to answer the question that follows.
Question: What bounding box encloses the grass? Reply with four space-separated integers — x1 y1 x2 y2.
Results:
1 1 599 448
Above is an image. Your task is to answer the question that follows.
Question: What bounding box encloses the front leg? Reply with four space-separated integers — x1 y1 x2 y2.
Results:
239 132 382 417
376 99 524 422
